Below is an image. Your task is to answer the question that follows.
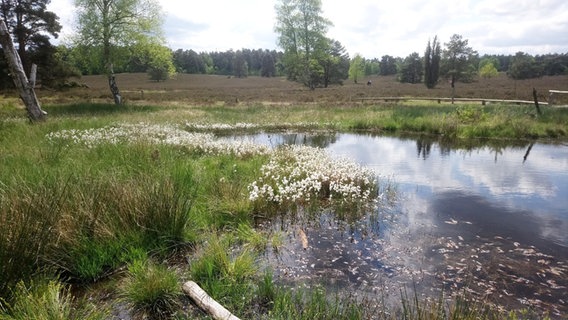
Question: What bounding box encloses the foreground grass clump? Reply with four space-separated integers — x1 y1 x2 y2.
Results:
269 286 370 319
0 181 61 296
189 233 258 316
0 280 107 320
120 259 181 319
49 172 198 282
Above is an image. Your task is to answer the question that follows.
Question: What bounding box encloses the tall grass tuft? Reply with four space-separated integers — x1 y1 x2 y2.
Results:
120 259 181 320
189 233 257 314
0 181 62 300
193 154 265 228
52 173 198 282
0 279 107 320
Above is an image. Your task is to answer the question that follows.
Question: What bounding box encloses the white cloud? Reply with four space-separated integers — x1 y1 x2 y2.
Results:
48 0 568 57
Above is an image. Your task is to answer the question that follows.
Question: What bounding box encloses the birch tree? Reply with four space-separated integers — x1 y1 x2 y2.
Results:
0 19 46 121
73 0 164 104
348 53 364 84
275 0 332 89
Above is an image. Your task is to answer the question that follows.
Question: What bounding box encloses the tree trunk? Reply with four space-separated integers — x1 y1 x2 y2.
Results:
107 65 122 105
0 20 46 121
108 74 122 104
182 281 240 320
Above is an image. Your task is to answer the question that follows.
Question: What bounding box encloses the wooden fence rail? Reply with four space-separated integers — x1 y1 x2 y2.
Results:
549 90 568 105
357 96 549 106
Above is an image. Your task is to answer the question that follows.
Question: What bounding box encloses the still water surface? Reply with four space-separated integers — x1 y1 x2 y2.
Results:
228 133 568 316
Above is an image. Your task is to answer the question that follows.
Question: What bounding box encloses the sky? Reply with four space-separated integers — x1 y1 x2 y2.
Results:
48 0 568 58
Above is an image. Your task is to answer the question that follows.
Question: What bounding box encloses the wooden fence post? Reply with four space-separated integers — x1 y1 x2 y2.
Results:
0 20 46 121
532 88 542 115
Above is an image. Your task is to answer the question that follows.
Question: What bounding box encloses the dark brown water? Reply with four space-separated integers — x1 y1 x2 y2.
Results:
229 133 568 317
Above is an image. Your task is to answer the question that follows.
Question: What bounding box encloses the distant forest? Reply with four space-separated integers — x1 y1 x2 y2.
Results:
169 48 568 80
1 45 567 90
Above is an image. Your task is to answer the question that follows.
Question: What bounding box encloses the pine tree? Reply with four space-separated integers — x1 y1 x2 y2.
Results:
424 36 441 89
0 0 62 89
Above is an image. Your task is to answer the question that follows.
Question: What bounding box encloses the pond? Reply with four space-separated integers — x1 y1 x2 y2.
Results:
225 132 568 317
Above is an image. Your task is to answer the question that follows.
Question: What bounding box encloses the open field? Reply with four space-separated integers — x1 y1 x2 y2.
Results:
24 72 568 106
1 73 568 319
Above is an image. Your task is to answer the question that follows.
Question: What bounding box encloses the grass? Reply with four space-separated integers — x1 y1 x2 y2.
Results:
1 75 566 319
0 279 107 320
189 233 258 315
0 180 62 295
120 259 181 319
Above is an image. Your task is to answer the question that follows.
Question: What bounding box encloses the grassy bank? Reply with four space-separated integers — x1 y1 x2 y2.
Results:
0 101 561 319
175 102 567 140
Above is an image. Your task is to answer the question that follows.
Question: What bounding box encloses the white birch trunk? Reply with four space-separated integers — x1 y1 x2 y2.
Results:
0 20 46 121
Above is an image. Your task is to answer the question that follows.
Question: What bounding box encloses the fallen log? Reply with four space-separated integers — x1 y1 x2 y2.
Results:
182 281 241 320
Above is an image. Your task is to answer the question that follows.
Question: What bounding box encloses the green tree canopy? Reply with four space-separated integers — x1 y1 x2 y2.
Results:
321 39 349 87
364 58 380 76
379 55 397 76
73 0 166 103
508 51 542 80
0 0 61 71
349 53 365 84
441 34 478 99
424 36 441 88
398 52 423 84
0 0 72 89
233 50 248 78
260 52 276 77
478 57 499 78
275 0 332 89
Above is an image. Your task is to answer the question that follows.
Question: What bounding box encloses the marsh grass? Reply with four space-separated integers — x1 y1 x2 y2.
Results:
1 96 565 319
120 259 181 319
269 286 371 320
0 279 107 320
189 233 258 315
43 103 161 116
0 181 62 297
52 172 198 282
193 154 265 228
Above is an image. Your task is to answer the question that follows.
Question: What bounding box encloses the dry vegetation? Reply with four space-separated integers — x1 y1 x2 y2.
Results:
29 72 568 106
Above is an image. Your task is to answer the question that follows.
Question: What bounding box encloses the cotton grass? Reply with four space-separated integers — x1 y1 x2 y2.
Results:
248 145 379 212
46 123 379 211
46 122 270 157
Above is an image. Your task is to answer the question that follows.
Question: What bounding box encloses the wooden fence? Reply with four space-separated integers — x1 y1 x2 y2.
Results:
549 90 568 105
356 96 548 105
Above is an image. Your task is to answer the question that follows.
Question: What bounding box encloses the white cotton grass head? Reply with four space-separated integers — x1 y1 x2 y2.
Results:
45 123 271 157
248 145 379 216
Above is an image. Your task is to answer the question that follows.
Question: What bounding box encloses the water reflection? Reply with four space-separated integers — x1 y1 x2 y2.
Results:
220 132 338 149
229 132 568 316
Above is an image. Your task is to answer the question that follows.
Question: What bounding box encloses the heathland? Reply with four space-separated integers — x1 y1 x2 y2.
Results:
0 73 567 319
